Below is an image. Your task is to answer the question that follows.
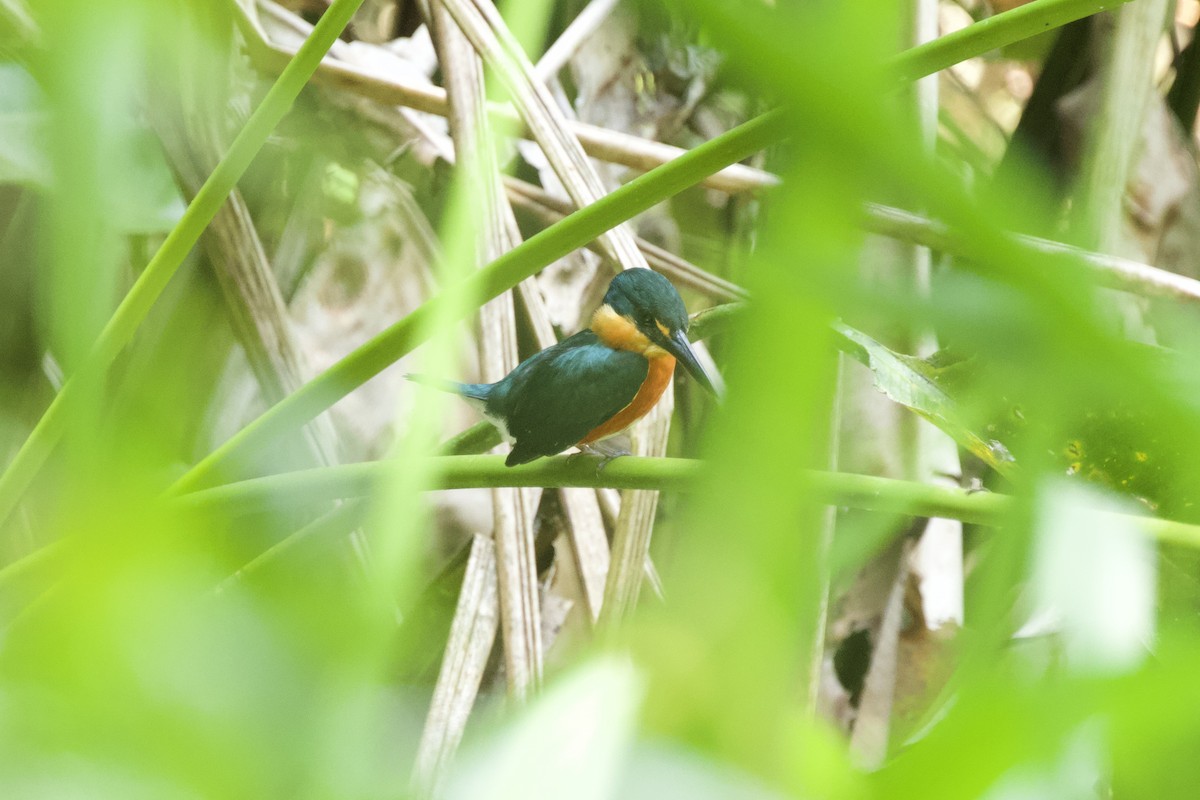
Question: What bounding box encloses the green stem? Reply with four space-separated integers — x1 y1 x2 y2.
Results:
0 0 366 528
889 0 1133 83
171 455 1200 548
173 456 986 520
688 302 745 341
220 499 368 589
178 456 702 512
440 421 503 456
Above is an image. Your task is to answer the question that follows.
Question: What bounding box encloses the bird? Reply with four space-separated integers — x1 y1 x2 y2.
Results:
410 269 717 466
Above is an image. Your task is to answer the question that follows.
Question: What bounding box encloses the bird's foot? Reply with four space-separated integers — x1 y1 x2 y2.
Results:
572 442 630 472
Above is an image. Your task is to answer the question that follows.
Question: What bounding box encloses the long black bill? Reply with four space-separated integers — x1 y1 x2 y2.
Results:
666 329 719 396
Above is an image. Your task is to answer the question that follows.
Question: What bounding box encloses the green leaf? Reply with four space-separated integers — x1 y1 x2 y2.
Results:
0 62 183 229
0 63 48 186
444 658 643 800
1031 481 1155 673
108 127 185 235
834 322 1017 475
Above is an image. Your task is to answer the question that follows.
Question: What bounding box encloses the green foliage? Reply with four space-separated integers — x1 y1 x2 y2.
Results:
1 0 1198 797
0 64 48 186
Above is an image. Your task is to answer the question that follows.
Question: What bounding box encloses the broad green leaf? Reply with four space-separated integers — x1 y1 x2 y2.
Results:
834 322 1016 475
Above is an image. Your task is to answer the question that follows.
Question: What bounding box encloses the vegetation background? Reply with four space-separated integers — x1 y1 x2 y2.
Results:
2 0 1200 796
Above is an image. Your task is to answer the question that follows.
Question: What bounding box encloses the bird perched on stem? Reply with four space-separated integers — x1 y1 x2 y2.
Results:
410 269 718 466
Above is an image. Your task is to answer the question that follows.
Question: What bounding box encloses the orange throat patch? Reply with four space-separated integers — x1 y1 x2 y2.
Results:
590 304 650 352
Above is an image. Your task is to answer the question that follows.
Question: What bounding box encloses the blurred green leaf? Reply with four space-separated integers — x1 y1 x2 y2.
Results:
0 0 368 528
0 63 48 185
1031 481 1155 673
4 0 1200 795
0 63 182 229
617 741 792 800
108 126 185 235
444 658 642 800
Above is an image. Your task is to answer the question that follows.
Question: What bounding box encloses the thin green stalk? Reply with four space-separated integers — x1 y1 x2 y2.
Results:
889 0 1134 84
688 302 745 341
178 456 700 511
0 0 365 528
440 422 503 455
173 456 967 516
1072 0 1168 253
218 500 367 590
170 455 1200 548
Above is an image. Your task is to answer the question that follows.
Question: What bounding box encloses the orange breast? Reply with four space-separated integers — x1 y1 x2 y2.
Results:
578 355 675 444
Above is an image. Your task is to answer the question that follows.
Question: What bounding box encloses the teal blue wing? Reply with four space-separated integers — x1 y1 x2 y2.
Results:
498 332 648 466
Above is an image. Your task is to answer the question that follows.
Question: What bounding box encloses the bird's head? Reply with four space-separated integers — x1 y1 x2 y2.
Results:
590 269 717 395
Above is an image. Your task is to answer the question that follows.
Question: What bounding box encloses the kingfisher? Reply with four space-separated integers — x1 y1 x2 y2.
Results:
413 269 717 466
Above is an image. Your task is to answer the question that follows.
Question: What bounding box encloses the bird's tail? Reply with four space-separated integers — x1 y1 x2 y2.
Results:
405 373 492 401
